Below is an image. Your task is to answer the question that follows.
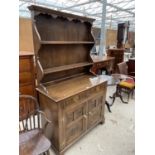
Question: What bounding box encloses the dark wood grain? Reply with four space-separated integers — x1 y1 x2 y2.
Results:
44 62 93 74
19 52 36 97
127 58 135 77
29 5 107 155
91 55 115 75
40 41 94 44
107 48 124 73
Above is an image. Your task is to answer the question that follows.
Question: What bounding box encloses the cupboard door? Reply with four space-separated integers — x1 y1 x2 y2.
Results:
64 103 87 145
88 96 104 128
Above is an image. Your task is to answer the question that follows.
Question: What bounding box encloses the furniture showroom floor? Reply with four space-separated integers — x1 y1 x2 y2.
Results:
49 85 135 155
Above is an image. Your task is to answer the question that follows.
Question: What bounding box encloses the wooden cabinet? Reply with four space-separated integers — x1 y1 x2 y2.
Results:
38 81 107 154
107 48 124 73
19 52 36 96
28 5 107 155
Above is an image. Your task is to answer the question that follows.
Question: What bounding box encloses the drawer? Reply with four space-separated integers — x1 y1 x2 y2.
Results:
96 62 106 68
19 72 33 84
65 85 106 109
19 84 35 96
19 58 32 72
65 93 87 108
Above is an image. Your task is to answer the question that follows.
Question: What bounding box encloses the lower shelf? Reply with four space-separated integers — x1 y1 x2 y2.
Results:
44 62 93 75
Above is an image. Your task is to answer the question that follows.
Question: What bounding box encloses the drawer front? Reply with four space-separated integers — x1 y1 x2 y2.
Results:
19 72 32 84
19 58 32 72
64 93 87 109
19 84 35 96
64 85 105 109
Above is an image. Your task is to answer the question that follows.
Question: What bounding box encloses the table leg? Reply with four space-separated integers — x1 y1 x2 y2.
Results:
105 101 112 112
109 85 128 104
117 86 128 104
109 92 116 106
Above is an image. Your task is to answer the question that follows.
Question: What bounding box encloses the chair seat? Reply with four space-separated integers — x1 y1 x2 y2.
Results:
19 129 51 155
118 79 135 89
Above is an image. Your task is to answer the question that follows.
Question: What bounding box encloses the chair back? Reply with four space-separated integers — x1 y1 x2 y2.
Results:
117 62 128 75
19 95 41 133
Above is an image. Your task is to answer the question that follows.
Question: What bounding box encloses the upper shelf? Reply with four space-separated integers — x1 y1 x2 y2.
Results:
44 62 93 75
40 41 95 45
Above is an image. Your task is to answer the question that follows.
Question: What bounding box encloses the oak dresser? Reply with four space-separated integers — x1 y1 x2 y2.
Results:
28 5 107 155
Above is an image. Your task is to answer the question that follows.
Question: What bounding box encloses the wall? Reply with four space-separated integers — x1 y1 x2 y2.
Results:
19 18 34 52
106 29 117 47
92 27 135 48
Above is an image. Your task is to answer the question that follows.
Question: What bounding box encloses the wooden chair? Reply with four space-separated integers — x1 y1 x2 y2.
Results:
19 95 51 155
118 61 135 78
117 62 135 103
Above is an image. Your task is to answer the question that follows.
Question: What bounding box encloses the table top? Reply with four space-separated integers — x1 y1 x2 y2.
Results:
90 55 115 63
99 74 131 86
19 51 34 56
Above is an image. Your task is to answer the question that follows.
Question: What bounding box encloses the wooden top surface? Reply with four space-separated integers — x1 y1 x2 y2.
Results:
40 74 107 102
19 51 34 56
91 55 115 63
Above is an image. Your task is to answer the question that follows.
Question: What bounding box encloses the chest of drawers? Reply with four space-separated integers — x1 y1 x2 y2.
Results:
19 52 36 96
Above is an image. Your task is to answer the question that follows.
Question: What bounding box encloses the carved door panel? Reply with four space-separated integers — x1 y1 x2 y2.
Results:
64 103 87 145
88 96 103 128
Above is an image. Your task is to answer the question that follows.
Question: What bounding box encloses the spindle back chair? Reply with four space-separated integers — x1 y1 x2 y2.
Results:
19 95 41 132
19 95 51 155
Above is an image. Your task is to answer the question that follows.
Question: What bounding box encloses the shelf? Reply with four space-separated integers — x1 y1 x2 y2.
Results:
40 41 94 44
44 62 93 74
